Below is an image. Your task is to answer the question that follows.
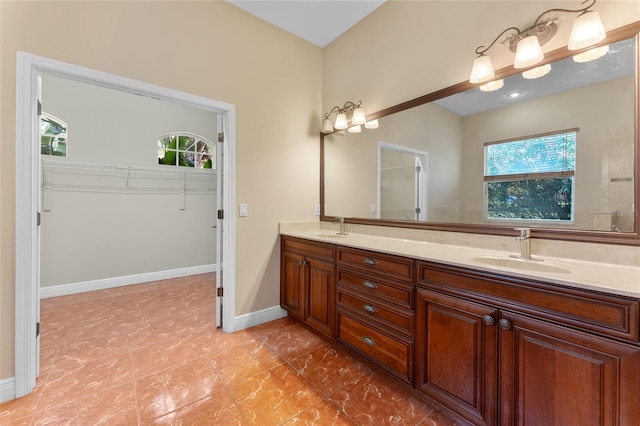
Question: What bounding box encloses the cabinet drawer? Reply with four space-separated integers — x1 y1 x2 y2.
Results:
337 311 414 384
337 288 414 337
281 236 335 261
418 262 640 343
337 247 414 282
337 269 414 310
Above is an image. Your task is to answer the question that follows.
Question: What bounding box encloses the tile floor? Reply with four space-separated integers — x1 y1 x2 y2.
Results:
1 274 457 425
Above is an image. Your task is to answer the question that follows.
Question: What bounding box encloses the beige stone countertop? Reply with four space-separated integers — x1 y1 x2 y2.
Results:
280 228 640 299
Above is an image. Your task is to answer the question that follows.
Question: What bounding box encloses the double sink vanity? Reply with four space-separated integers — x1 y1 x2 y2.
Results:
279 222 640 426
287 19 640 425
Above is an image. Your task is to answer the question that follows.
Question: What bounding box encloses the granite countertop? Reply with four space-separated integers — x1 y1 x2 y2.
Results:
280 228 640 299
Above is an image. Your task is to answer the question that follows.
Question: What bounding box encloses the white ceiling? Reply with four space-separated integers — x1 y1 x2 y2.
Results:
225 0 386 47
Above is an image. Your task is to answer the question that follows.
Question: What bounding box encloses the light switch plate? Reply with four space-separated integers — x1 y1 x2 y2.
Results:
239 203 248 217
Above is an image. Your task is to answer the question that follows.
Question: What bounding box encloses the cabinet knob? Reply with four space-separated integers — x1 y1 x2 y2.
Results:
364 257 378 265
298 260 307 266
363 281 378 289
499 319 512 330
363 304 377 313
362 336 377 346
483 315 495 326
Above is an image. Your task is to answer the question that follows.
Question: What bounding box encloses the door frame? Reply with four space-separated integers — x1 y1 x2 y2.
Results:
15 52 237 398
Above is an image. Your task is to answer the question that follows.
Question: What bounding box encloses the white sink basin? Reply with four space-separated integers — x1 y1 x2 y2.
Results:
470 256 571 274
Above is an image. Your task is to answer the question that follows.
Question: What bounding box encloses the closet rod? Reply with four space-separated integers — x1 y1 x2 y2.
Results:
41 159 217 176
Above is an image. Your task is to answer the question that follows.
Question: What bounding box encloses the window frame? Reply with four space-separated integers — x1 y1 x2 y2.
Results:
40 112 68 157
157 132 216 171
483 128 578 224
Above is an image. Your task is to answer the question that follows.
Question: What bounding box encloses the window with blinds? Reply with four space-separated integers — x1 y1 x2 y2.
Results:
484 129 577 222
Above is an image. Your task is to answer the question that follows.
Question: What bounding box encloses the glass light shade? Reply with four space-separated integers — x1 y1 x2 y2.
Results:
322 118 334 133
351 107 366 125
514 36 544 69
522 63 551 79
479 79 504 92
573 44 609 63
364 119 379 129
568 11 606 50
334 113 348 130
348 125 362 133
469 55 495 84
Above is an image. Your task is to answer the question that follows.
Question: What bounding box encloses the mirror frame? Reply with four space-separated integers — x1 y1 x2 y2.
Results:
320 21 640 246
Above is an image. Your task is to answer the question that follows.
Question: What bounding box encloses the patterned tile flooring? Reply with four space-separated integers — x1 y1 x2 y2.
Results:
1 274 458 425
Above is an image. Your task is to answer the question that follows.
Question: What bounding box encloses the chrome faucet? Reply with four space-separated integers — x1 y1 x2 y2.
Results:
335 217 347 235
515 228 532 260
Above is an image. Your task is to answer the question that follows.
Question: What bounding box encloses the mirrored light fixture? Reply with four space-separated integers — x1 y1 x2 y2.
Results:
469 0 606 86
522 63 552 79
321 100 379 134
479 79 504 92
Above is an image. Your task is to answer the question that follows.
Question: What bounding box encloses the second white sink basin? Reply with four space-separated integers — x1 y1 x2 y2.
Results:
470 256 571 274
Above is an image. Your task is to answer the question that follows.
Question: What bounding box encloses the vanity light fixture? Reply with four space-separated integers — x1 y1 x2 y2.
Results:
321 100 379 134
469 0 606 86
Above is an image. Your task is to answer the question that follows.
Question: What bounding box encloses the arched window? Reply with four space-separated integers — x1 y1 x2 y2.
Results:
41 112 67 156
157 132 215 169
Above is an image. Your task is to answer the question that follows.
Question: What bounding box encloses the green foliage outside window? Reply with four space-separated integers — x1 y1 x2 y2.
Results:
158 134 214 169
487 178 573 220
41 113 67 156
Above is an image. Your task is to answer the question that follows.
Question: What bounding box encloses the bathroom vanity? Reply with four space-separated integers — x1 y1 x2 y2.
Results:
279 230 640 426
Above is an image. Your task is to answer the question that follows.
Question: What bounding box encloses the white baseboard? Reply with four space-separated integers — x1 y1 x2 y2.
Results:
40 264 217 299
0 377 15 403
234 305 288 331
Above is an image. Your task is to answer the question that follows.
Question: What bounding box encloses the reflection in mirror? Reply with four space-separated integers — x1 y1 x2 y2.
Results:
379 142 428 221
324 35 636 235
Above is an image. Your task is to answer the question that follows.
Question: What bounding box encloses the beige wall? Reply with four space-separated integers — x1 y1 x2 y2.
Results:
1 1 322 380
323 1 640 113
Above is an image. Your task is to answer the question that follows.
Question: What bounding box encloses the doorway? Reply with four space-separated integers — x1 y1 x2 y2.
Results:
377 141 428 221
15 52 237 398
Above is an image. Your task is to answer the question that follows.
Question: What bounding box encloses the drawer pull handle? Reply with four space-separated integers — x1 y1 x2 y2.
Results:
499 319 512 330
363 304 377 313
363 281 378 289
483 315 495 326
364 257 378 265
362 336 376 346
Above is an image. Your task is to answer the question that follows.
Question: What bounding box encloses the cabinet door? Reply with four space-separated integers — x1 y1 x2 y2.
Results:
280 250 306 320
306 258 336 337
416 288 498 426
499 311 640 426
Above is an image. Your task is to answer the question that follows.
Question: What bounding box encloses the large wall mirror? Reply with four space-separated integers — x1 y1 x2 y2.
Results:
321 23 639 245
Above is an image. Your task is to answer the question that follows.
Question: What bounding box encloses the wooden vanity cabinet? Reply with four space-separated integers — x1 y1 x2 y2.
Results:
416 261 640 426
335 247 416 384
280 236 336 338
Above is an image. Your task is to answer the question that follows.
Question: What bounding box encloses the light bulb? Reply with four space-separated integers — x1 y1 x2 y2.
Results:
573 45 609 63
568 11 606 51
479 79 504 92
522 63 551 79
322 118 334 133
334 113 348 130
351 107 366 125
469 55 495 84
365 119 379 129
514 36 544 69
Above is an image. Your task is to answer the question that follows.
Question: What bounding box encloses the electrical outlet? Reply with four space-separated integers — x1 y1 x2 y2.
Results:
314 204 321 216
